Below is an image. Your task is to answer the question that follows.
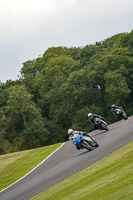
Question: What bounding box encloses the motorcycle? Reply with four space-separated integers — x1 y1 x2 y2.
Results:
114 108 128 120
94 118 108 131
73 133 99 151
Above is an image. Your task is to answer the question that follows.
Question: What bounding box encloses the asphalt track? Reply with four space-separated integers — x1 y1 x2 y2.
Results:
0 116 133 200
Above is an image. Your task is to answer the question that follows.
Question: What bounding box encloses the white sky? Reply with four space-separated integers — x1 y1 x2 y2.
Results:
0 0 133 83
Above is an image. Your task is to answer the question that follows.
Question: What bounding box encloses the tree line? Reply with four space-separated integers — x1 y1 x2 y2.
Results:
0 31 133 154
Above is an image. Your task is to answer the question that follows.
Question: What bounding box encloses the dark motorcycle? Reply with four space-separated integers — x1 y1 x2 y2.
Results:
114 108 128 120
94 118 108 131
73 133 99 151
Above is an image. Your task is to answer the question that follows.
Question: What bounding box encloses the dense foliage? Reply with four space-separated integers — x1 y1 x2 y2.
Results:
0 31 133 154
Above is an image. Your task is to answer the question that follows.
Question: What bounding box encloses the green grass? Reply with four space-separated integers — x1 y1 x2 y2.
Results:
31 142 133 200
0 143 62 191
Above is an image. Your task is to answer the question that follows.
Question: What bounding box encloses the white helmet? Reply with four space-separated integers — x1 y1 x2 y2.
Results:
111 104 116 109
68 129 73 135
88 113 92 118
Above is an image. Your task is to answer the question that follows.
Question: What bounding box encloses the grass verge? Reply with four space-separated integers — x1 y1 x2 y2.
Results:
31 142 133 200
0 143 62 191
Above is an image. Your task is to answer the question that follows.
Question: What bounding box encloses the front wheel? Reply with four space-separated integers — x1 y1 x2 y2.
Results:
89 136 99 147
94 142 99 147
101 122 108 131
81 140 93 151
122 112 128 120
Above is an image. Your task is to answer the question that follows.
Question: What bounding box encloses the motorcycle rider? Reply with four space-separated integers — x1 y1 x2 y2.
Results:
68 129 86 141
111 104 123 116
68 129 94 149
111 104 128 120
88 113 104 129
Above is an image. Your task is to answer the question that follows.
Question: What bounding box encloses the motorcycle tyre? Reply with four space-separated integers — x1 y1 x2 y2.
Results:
94 142 99 147
100 122 108 131
122 113 128 120
81 140 93 151
88 136 99 147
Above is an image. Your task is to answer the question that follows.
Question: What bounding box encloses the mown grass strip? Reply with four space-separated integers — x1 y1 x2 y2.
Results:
31 142 133 200
0 143 62 191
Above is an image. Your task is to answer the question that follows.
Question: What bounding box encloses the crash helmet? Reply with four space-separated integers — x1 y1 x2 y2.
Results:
68 129 73 136
88 113 92 118
111 104 116 109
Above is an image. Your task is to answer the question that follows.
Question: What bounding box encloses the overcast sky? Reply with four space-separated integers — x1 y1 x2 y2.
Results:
0 0 133 83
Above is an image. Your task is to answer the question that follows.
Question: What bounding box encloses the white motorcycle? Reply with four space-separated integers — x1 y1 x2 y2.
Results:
114 108 128 120
94 118 108 131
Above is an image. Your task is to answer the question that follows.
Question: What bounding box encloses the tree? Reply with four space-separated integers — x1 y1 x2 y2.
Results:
39 55 79 116
3 85 48 152
104 70 131 106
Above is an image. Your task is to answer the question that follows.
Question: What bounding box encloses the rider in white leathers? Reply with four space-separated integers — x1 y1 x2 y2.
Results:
68 129 94 144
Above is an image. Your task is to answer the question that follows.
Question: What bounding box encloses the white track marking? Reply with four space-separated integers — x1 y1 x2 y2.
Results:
0 143 65 193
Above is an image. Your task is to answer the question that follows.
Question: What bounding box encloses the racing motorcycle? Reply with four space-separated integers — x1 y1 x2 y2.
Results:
114 108 128 120
73 133 99 151
94 118 108 131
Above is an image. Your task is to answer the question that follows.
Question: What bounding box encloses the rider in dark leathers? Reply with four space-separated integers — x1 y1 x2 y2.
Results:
111 104 123 117
88 113 104 129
